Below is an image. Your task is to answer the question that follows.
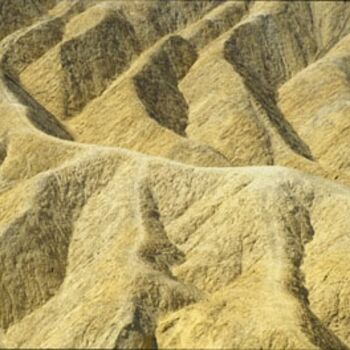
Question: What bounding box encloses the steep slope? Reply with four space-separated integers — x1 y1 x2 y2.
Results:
1 1 350 349
279 34 350 173
0 134 350 349
0 0 57 41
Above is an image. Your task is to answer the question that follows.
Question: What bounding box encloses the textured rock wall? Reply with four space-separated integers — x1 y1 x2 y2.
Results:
1 1 350 349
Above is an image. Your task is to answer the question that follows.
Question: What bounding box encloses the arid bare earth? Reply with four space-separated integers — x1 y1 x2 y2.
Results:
1 1 350 349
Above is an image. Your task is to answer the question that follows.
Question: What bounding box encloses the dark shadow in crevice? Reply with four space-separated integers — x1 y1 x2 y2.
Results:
3 72 73 141
133 36 198 137
223 28 314 161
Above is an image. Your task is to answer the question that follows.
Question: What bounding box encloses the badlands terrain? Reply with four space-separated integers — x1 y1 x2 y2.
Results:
1 0 350 348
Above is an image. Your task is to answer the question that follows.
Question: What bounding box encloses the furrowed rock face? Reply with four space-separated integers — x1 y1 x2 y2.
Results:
1 1 350 349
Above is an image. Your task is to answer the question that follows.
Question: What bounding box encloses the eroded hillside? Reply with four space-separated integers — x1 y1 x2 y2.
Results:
1 1 350 348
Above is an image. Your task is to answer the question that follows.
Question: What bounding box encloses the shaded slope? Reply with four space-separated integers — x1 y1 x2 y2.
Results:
2 72 72 140
20 3 141 119
279 33 350 173
0 0 57 41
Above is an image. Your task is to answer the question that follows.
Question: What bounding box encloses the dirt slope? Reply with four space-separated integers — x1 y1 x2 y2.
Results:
1 1 350 348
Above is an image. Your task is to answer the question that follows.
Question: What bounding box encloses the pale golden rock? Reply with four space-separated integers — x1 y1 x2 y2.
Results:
0 1 350 349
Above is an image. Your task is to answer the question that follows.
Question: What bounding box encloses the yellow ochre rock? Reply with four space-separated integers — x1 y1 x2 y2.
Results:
1 1 350 348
